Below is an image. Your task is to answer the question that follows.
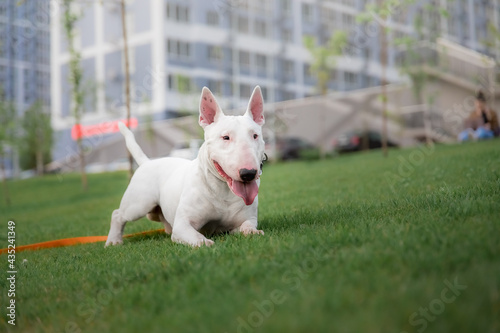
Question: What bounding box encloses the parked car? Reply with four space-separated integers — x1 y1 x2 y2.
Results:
267 137 319 161
333 130 398 153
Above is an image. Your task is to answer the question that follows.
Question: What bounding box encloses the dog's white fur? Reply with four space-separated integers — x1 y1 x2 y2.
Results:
105 86 266 247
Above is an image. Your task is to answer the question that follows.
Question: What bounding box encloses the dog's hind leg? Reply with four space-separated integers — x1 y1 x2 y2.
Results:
105 202 157 247
105 209 127 246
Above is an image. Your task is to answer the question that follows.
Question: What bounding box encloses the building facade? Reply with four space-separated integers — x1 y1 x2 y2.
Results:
0 0 51 176
0 0 51 114
48 0 499 160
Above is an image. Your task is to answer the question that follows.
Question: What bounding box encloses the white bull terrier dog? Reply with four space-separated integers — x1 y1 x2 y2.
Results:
105 86 266 247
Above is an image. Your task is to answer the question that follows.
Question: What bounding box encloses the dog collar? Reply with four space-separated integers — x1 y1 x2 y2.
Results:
260 153 268 174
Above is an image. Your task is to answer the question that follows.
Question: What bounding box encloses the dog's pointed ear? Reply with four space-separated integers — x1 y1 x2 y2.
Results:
245 86 265 126
199 87 224 128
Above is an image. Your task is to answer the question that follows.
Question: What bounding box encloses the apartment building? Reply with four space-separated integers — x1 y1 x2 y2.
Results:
0 0 51 176
0 0 51 112
48 0 498 161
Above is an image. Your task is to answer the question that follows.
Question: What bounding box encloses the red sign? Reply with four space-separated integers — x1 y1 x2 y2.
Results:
71 118 138 140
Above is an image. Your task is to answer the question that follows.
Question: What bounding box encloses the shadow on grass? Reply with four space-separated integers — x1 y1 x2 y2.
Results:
121 204 358 247
126 231 169 243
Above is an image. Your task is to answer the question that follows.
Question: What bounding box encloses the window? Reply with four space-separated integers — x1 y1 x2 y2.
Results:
255 54 267 73
255 20 268 38
238 15 249 33
166 3 172 18
341 13 354 30
304 64 313 79
344 71 356 85
240 84 251 98
179 5 189 22
261 86 268 100
167 39 191 59
226 81 234 96
394 5 408 24
280 0 292 16
364 47 371 61
283 90 295 101
207 11 219 26
208 45 223 63
166 3 189 23
282 29 293 43
302 3 313 24
283 59 294 78
239 51 250 70
177 75 192 92
207 79 222 95
168 74 194 92
367 76 377 87
321 8 334 23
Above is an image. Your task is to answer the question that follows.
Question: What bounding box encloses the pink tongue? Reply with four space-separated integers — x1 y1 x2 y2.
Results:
230 180 259 205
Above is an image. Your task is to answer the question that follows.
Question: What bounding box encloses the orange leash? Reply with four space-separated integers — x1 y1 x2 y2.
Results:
0 229 165 255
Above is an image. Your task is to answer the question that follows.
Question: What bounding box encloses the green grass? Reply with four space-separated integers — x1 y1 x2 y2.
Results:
1 140 499 333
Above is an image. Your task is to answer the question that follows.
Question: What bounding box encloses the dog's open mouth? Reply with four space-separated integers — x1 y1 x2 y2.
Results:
213 161 258 206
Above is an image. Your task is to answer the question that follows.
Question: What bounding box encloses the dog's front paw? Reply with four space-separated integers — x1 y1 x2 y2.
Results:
240 227 264 236
105 238 123 247
172 233 214 247
195 238 215 247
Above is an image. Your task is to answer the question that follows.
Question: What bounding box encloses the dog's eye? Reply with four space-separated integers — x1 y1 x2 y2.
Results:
253 134 258 140
222 135 230 141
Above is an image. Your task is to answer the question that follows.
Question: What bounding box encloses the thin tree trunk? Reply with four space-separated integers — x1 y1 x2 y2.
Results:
320 78 328 159
36 126 43 176
75 107 87 191
379 8 389 158
121 0 133 180
63 0 88 191
77 137 88 191
36 149 43 176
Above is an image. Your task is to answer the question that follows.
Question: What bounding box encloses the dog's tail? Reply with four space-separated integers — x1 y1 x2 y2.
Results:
118 122 149 166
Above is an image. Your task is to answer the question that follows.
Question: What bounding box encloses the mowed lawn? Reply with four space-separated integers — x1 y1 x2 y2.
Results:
0 140 499 333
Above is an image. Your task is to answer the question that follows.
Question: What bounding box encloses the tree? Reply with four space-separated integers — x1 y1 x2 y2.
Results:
303 31 347 159
120 0 133 180
303 31 347 96
20 101 53 175
393 4 447 144
0 96 17 206
62 0 88 191
357 0 415 157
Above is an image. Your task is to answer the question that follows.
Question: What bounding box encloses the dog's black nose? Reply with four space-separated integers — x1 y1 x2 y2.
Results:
239 168 257 182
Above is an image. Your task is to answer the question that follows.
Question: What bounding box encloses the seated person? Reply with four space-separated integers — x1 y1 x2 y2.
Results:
458 90 499 141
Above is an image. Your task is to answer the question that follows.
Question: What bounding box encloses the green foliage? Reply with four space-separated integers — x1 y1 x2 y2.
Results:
0 97 17 155
19 101 53 171
62 0 88 190
0 141 498 332
388 1 450 104
303 31 347 95
357 0 415 23
62 0 84 122
175 74 195 94
0 89 17 205
439 8 450 18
